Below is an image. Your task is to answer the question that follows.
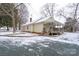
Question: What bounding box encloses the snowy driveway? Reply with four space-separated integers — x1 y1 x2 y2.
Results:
0 34 79 56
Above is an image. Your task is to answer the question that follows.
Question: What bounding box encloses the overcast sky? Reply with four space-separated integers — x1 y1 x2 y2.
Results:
27 3 68 23
19 0 79 23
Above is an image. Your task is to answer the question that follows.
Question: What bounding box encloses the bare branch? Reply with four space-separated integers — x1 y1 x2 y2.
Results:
0 7 12 17
14 3 23 9
74 3 79 20
40 3 55 17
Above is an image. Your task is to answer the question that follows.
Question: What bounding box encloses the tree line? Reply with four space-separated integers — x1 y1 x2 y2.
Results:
0 3 29 33
0 3 79 33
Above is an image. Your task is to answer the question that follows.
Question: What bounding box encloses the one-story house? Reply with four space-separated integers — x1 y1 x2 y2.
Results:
21 16 64 35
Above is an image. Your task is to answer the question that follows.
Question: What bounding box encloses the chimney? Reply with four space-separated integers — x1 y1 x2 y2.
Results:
30 18 32 22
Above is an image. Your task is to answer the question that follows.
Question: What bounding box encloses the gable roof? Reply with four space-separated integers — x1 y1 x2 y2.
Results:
35 16 63 25
22 16 63 26
35 16 53 23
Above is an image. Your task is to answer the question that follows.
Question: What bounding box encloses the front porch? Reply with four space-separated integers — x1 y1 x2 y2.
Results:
43 22 63 35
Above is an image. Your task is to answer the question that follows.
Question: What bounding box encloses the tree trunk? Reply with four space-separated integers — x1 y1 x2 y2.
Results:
19 19 21 30
11 9 16 33
7 26 9 31
12 16 16 33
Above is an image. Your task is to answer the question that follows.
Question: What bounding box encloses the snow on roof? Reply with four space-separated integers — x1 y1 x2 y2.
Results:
22 20 37 26
35 16 52 23
35 16 63 25
22 16 63 26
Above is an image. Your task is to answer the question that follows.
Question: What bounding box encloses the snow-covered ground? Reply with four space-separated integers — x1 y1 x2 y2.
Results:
0 32 79 45
9 32 39 36
0 31 38 36
0 32 20 35
0 32 79 55
51 32 79 45
0 32 13 35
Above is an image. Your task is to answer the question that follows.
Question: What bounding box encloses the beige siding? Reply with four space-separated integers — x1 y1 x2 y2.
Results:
34 23 43 33
23 25 34 32
28 25 33 32
21 23 44 33
21 26 26 32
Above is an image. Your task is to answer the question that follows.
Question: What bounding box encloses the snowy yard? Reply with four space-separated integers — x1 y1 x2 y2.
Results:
0 32 79 56
1 2 79 56
0 31 38 36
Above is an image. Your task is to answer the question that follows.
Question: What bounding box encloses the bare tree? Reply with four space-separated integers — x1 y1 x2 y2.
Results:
57 8 67 19
17 3 29 30
0 3 23 33
40 3 55 18
57 3 79 32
